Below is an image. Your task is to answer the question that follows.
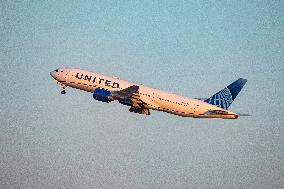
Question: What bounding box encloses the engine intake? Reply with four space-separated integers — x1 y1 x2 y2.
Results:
93 88 112 103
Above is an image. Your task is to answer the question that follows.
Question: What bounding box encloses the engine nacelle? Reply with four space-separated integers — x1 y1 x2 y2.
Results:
93 88 112 103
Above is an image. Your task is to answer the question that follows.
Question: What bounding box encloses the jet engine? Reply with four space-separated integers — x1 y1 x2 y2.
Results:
93 88 113 103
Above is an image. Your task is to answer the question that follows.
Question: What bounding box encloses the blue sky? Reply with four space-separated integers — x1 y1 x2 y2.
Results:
0 1 283 188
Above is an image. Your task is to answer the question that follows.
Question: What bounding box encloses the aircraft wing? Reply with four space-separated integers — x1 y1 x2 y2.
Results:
112 85 150 115
112 85 139 98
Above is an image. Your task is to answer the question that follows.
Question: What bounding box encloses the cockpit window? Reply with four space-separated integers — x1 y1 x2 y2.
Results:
54 69 59 72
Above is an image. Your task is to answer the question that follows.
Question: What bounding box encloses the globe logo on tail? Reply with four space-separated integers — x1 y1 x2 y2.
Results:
205 87 233 109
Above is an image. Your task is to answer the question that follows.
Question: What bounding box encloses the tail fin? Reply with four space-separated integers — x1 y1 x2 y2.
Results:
204 78 247 109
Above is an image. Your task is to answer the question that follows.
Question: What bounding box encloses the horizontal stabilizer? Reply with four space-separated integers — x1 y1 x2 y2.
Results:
194 98 207 101
237 113 251 116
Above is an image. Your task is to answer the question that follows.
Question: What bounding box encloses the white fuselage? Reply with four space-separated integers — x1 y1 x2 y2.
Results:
51 68 238 119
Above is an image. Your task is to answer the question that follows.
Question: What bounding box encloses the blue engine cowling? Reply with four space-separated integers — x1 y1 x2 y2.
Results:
93 88 112 102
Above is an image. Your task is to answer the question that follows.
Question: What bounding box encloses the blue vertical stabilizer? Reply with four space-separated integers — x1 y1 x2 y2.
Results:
204 78 247 109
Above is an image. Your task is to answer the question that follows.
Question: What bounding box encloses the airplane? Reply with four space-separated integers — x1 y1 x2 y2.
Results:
50 68 248 119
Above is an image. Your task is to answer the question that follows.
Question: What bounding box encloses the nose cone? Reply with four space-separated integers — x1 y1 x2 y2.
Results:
50 71 56 79
50 69 59 79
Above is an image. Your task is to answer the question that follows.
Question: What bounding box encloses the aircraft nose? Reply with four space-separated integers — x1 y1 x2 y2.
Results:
50 69 59 79
50 71 55 79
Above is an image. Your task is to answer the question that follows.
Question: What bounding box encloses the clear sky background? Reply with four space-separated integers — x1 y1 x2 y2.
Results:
1 1 283 188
